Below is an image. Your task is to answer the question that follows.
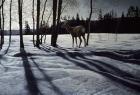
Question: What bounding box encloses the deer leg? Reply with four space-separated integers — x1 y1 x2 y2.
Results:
72 37 74 47
75 37 78 47
79 37 82 48
44 34 46 43
82 35 87 47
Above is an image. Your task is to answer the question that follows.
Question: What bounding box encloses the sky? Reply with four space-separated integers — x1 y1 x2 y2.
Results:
2 0 140 30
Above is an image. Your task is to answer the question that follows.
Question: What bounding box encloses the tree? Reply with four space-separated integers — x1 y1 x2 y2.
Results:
0 7 2 49
40 0 48 44
51 0 58 47
76 13 80 21
9 0 12 42
0 0 5 48
72 16 75 21
18 0 24 48
56 0 63 39
24 21 31 35
36 0 41 47
51 0 78 47
87 0 93 46
135 6 139 17
98 9 103 20
121 12 125 18
32 0 35 46
127 6 136 17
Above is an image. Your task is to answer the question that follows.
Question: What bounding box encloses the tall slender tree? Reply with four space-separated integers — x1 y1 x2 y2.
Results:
36 0 41 47
87 0 93 45
51 0 58 47
9 0 12 42
0 7 2 49
55 0 62 44
18 0 24 48
0 0 5 48
32 0 35 46
40 0 48 44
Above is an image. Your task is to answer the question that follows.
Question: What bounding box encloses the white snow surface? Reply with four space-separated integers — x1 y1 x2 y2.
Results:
0 34 140 95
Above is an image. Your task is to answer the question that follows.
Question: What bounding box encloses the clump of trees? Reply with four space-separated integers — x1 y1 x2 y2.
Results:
127 6 140 17
1 0 140 49
0 0 80 49
24 21 31 35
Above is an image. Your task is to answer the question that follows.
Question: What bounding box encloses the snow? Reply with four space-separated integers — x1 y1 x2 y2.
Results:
0 34 140 95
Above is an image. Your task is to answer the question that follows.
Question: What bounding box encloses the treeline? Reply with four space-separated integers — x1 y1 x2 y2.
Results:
92 6 140 33
58 6 140 34
23 5 140 35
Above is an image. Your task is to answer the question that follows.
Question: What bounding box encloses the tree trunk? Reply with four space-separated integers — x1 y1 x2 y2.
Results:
9 0 12 42
87 0 93 45
57 0 62 31
55 0 62 43
18 0 24 48
44 9 53 43
1 0 5 45
0 9 2 49
36 0 40 47
32 0 35 46
51 0 58 47
40 0 48 44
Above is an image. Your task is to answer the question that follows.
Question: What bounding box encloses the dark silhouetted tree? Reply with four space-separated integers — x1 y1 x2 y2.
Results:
36 0 41 47
32 0 35 46
51 0 58 47
1 0 5 45
0 6 2 48
24 21 31 35
0 0 6 48
127 6 136 17
18 0 24 48
56 0 63 42
72 16 75 21
135 6 139 17
76 13 80 21
9 0 12 42
121 12 125 18
98 9 103 20
87 0 93 45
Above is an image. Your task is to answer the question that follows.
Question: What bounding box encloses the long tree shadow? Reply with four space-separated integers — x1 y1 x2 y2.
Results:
30 57 64 95
75 52 140 79
4 39 12 54
55 50 140 91
20 48 42 95
91 50 140 65
38 45 140 92
0 40 12 71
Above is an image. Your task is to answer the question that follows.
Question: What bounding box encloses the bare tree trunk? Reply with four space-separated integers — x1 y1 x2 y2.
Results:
41 0 48 24
0 0 5 49
56 0 62 42
44 9 53 43
87 0 93 46
1 0 5 45
32 0 35 46
0 9 2 49
51 0 58 47
18 0 24 48
9 0 12 42
40 0 48 44
36 0 40 47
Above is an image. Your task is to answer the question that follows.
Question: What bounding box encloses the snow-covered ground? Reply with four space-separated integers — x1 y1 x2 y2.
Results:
0 34 140 95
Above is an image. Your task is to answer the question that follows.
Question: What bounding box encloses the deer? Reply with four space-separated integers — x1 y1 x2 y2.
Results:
62 21 87 48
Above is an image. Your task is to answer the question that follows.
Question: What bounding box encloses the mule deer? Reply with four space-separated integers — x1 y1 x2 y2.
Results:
62 21 87 47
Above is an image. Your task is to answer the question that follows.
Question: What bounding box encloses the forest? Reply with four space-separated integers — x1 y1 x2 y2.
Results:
0 0 140 95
